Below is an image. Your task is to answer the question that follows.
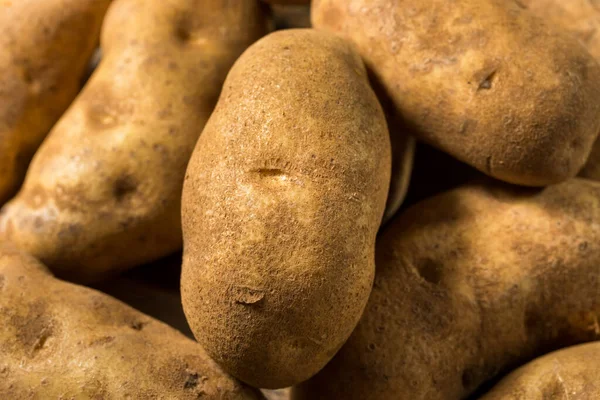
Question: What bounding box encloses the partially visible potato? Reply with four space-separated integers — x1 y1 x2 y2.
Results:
481 342 600 399
293 178 600 400
382 129 415 223
0 0 269 283
0 244 264 399
312 0 600 186
0 0 111 205
515 0 600 181
182 29 391 389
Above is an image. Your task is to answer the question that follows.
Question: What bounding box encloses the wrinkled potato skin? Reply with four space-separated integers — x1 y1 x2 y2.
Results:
182 29 391 389
516 0 600 180
0 245 263 400
312 0 600 186
0 0 111 205
481 342 600 400
0 0 268 283
294 179 600 400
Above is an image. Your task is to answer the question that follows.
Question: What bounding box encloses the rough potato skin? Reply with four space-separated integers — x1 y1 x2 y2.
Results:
0 244 264 400
312 0 600 186
0 0 268 282
480 342 600 399
181 29 391 389
516 0 600 181
0 0 111 205
293 178 600 400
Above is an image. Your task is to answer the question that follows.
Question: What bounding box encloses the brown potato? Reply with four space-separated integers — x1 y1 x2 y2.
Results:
515 0 600 181
0 0 268 283
312 0 600 186
0 244 263 399
293 178 600 400
481 342 600 399
0 0 111 205
181 29 391 389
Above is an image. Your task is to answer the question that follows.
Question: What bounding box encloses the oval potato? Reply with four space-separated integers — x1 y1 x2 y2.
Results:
0 0 268 282
0 0 111 205
515 0 600 181
312 0 600 186
0 244 263 400
481 342 600 399
181 29 391 389
294 178 600 400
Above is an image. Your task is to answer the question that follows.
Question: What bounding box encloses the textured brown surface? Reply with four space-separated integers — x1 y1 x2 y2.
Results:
481 342 600 399
0 244 264 399
0 0 111 205
181 29 391 389
0 0 269 283
516 0 600 181
293 178 600 400
312 0 600 186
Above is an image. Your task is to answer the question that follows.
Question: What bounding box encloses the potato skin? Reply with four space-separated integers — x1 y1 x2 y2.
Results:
0 244 263 400
481 342 600 399
0 0 111 205
516 0 600 181
312 0 600 186
0 0 268 283
293 179 600 400
181 29 391 389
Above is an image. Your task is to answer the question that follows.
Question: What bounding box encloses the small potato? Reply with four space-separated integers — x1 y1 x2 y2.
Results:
0 0 268 282
181 29 391 389
0 244 263 399
293 179 600 400
515 0 600 181
312 0 600 186
480 342 600 399
0 0 111 205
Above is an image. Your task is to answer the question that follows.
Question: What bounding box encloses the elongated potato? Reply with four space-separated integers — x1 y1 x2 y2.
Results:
0 244 263 399
312 0 600 186
515 0 600 181
0 0 268 282
181 29 391 389
0 0 111 205
480 342 600 399
293 178 600 400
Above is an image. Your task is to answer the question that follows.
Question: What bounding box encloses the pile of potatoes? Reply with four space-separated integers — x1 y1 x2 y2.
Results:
1 0 600 398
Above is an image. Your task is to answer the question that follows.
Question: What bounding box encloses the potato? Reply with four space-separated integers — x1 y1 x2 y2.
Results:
0 0 111 205
0 0 268 283
312 0 600 186
0 244 263 399
514 0 600 181
481 342 600 399
383 130 415 223
181 29 391 389
293 178 600 400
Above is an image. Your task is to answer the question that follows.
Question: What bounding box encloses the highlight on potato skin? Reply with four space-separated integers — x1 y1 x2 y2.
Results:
312 0 600 186
0 0 111 206
480 342 600 399
0 244 264 400
181 29 391 389
0 0 269 283
515 0 600 181
293 178 600 400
